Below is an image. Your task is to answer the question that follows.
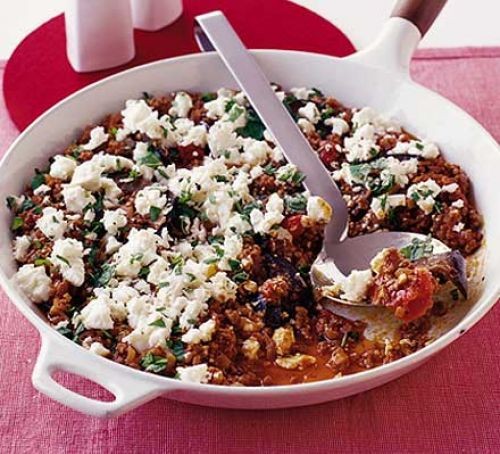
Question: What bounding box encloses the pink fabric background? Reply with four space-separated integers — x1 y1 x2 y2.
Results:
1 48 499 453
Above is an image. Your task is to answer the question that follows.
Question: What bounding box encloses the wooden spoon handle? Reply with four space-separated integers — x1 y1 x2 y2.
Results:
391 0 447 36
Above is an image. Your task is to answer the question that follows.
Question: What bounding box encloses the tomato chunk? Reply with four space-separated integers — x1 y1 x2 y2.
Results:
282 215 305 239
387 268 436 323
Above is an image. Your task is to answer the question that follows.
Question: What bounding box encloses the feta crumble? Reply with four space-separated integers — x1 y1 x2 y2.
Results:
14 264 51 303
36 207 67 240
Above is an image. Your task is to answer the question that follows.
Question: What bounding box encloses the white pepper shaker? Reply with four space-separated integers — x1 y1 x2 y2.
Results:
65 0 135 73
130 0 183 31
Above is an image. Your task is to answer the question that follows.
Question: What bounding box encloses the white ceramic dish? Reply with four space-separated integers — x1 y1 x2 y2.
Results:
1 14 499 417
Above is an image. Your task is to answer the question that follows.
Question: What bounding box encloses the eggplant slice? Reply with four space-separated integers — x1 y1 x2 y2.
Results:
416 250 468 298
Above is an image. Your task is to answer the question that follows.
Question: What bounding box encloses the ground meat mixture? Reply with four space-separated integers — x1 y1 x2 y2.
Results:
8 86 482 386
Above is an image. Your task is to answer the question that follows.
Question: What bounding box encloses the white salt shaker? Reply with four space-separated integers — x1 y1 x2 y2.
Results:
130 0 183 31
65 0 135 73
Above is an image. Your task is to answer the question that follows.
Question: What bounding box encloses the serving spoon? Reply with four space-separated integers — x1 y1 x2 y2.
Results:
194 11 467 306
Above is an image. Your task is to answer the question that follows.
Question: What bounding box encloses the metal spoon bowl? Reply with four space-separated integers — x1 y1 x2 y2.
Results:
311 232 459 307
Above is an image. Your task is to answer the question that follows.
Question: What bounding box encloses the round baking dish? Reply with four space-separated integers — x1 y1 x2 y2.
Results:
0 15 498 417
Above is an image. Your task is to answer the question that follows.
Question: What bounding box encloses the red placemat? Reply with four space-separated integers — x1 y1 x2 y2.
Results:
3 0 355 131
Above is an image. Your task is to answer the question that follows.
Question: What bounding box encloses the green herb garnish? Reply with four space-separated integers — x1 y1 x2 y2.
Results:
55 255 70 266
232 271 249 283
149 318 166 328
201 92 217 102
34 258 51 267
11 217 23 231
140 352 169 373
235 109 265 140
31 171 45 190
400 237 434 261
149 206 161 221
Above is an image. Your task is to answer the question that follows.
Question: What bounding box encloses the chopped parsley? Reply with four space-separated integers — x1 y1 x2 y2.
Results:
149 318 167 328
140 352 169 373
128 168 141 180
232 271 249 283
224 99 236 113
11 217 23 231
149 206 161 221
228 105 245 122
285 194 307 214
55 255 70 266
400 237 434 261
235 109 265 140
166 339 185 361
94 264 115 287
201 92 217 102
31 171 46 190
277 168 306 185
228 258 242 272
140 148 163 169
34 258 51 267
139 266 150 279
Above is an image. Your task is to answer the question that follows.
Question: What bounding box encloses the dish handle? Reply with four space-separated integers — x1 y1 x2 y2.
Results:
346 0 448 75
32 332 168 417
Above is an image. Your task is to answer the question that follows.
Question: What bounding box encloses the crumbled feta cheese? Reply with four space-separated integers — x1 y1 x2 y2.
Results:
290 87 314 100
207 272 238 302
102 209 128 235
50 155 77 180
421 142 440 159
177 363 209 383
50 238 85 286
121 99 167 139
453 222 465 233
297 118 315 134
207 121 240 157
62 185 95 213
389 140 440 159
14 264 51 303
382 157 418 187
204 96 229 119
181 319 216 344
325 117 349 136
371 194 407 219
341 269 373 302
36 207 67 240
105 236 122 255
180 125 208 147
134 186 167 216
407 179 441 214
79 295 114 330
168 92 193 118
452 199 465 209
344 135 379 163
298 102 321 124
88 342 110 356
442 183 459 193
13 235 31 261
114 228 160 277
70 160 103 191
115 128 130 141
82 126 109 151
242 338 260 360
306 196 332 223
84 209 96 223
101 178 122 205
250 193 284 233
241 139 271 166
352 107 400 132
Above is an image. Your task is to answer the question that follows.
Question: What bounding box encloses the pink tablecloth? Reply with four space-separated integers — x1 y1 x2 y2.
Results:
1 48 499 453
